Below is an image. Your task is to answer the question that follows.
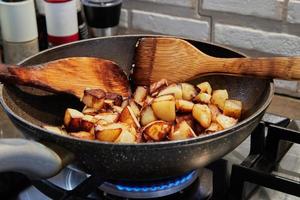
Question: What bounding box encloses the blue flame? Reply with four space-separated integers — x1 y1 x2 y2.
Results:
115 171 195 192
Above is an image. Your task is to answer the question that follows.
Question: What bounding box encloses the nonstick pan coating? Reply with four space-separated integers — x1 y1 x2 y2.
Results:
0 35 274 180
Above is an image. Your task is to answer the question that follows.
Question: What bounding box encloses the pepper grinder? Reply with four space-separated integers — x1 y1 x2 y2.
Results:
0 0 39 64
81 0 122 37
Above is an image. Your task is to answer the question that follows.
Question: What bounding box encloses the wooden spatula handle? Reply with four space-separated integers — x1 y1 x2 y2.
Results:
212 57 300 80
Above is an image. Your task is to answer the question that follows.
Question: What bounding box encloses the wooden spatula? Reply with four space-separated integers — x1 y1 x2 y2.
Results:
0 57 130 98
133 37 300 85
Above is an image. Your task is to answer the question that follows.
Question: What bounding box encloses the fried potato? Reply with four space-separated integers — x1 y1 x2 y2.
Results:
81 115 97 133
192 104 212 128
64 108 84 132
94 113 119 124
223 99 242 119
133 86 148 105
196 82 212 95
211 89 228 111
129 99 141 118
105 92 123 106
193 93 211 104
151 95 176 122
216 114 238 129
43 125 67 135
115 125 137 144
169 121 196 141
82 106 99 116
176 114 194 128
175 99 194 112
95 123 123 142
142 121 171 141
180 83 198 101
158 83 183 99
140 106 157 126
82 89 106 110
208 104 221 122
119 106 141 128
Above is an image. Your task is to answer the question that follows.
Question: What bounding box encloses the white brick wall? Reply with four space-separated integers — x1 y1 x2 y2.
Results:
287 0 300 24
137 0 194 7
202 0 284 20
215 24 300 56
131 10 210 41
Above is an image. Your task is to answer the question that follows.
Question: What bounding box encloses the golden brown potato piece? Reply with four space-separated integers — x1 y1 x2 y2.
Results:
149 79 168 96
196 82 212 94
114 125 137 144
223 99 242 119
119 106 141 128
129 99 141 118
64 108 84 132
194 93 211 104
94 113 119 124
133 86 148 105
211 89 228 111
95 123 123 142
140 106 157 126
70 131 95 140
175 99 194 112
158 83 183 99
181 83 198 101
216 114 238 129
169 121 196 141
193 122 204 135
121 98 129 109
80 115 97 133
111 106 123 114
142 121 172 141
192 104 212 128
82 89 106 110
205 122 223 134
151 95 176 122
208 104 221 122
43 125 67 135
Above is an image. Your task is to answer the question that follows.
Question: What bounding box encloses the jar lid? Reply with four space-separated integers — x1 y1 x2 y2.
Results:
44 0 72 3
81 0 121 7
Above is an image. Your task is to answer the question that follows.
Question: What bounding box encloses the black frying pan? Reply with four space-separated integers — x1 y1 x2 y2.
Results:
0 35 274 181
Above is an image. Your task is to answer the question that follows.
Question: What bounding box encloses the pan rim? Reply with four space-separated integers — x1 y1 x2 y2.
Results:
0 35 275 148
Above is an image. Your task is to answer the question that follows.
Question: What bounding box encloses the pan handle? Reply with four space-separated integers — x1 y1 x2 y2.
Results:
0 138 74 179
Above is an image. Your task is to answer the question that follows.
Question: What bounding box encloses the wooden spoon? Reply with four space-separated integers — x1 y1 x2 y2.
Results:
0 57 130 98
133 37 300 85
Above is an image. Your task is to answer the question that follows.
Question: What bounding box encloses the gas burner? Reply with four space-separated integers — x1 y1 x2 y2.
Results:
99 171 198 199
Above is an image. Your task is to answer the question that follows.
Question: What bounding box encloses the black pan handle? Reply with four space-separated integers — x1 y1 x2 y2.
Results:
0 138 74 179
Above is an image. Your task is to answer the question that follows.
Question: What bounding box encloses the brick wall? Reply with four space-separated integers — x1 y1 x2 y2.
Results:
121 0 300 97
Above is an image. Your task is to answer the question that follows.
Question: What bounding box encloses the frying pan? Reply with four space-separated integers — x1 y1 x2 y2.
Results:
0 35 274 181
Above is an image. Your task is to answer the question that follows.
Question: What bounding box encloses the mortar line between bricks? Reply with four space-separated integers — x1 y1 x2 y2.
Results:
197 0 213 42
282 0 289 22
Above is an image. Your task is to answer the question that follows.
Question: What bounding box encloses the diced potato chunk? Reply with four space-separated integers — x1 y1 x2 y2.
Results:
211 89 228 111
181 83 198 101
105 92 123 106
208 104 221 122
81 115 97 133
82 89 106 110
142 121 171 141
82 106 98 116
119 106 141 128
95 123 123 142
115 128 137 144
158 84 183 99
175 99 194 112
192 104 212 128
64 108 84 132
169 121 196 141
175 114 194 128
216 114 238 129
194 93 211 104
70 131 94 140
94 113 119 124
140 106 157 126
133 86 148 105
223 99 242 119
151 95 176 122
129 99 141 117
197 82 212 94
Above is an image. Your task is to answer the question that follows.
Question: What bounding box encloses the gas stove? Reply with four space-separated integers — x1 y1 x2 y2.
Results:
0 113 299 200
